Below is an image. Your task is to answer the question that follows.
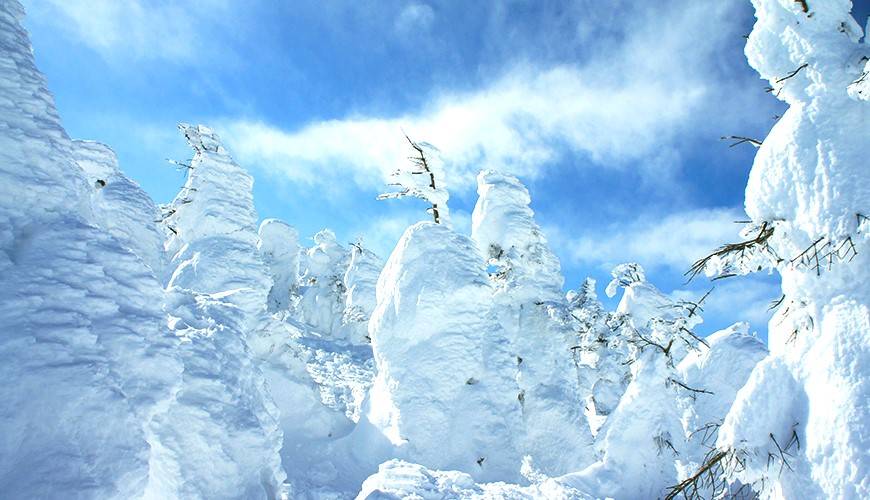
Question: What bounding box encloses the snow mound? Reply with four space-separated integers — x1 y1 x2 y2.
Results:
358 459 592 500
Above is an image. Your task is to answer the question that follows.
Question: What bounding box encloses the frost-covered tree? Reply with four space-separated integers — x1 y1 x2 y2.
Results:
0 3 180 496
378 134 450 226
678 2 870 498
258 218 300 313
153 124 287 499
471 169 594 475
673 322 768 499
355 222 523 482
563 263 710 498
294 229 350 338
341 240 383 344
567 278 630 417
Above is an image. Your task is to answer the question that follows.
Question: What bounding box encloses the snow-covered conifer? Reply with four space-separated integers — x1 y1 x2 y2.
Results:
258 218 300 312
673 323 767 498
568 278 630 417
377 134 450 226
356 222 522 482
563 264 709 498
679 2 870 497
471 169 593 475
295 229 350 338
152 124 287 499
0 4 180 496
342 241 383 344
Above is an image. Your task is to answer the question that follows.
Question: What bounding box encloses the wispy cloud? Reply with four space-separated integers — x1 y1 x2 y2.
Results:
26 0 232 63
549 207 747 274
394 2 435 36
217 1 766 194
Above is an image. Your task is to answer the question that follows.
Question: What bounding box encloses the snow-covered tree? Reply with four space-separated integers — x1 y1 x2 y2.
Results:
341 240 383 344
153 124 287 499
673 322 768 499
377 134 450 226
294 229 350 338
0 4 180 497
470 170 594 475
355 221 523 482
677 2 870 498
568 278 630 418
563 264 711 498
258 218 300 312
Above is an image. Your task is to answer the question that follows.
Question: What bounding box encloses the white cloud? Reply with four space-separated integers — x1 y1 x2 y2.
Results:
216 1 767 195
26 0 231 62
548 207 748 274
219 61 704 192
394 2 435 36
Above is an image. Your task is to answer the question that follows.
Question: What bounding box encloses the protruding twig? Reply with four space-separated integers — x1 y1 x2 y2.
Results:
722 135 762 148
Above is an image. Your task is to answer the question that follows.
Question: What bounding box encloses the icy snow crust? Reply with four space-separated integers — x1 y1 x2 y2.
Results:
2 0 868 498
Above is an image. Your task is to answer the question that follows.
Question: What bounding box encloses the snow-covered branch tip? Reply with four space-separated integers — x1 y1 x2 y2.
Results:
685 221 779 282
166 158 193 171
789 235 857 276
377 133 447 224
765 63 808 96
664 448 754 500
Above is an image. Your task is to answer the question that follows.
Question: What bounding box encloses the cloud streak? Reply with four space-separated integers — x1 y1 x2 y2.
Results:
217 1 765 194
547 207 747 274
26 0 233 63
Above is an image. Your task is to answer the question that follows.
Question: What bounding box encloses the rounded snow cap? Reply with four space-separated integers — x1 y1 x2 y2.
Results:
605 262 646 298
178 123 226 155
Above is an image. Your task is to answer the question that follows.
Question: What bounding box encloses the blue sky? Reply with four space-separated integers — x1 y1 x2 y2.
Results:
20 1 870 340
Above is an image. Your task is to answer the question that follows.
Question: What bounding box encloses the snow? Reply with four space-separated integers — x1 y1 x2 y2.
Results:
709 1 870 498
358 221 523 482
0 2 179 498
152 124 287 499
342 242 383 344
472 169 563 300
73 140 166 274
473 170 593 476
677 323 768 491
258 218 300 312
3 0 868 498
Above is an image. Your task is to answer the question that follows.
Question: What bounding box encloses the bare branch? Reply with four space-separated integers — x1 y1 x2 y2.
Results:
722 135 762 148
